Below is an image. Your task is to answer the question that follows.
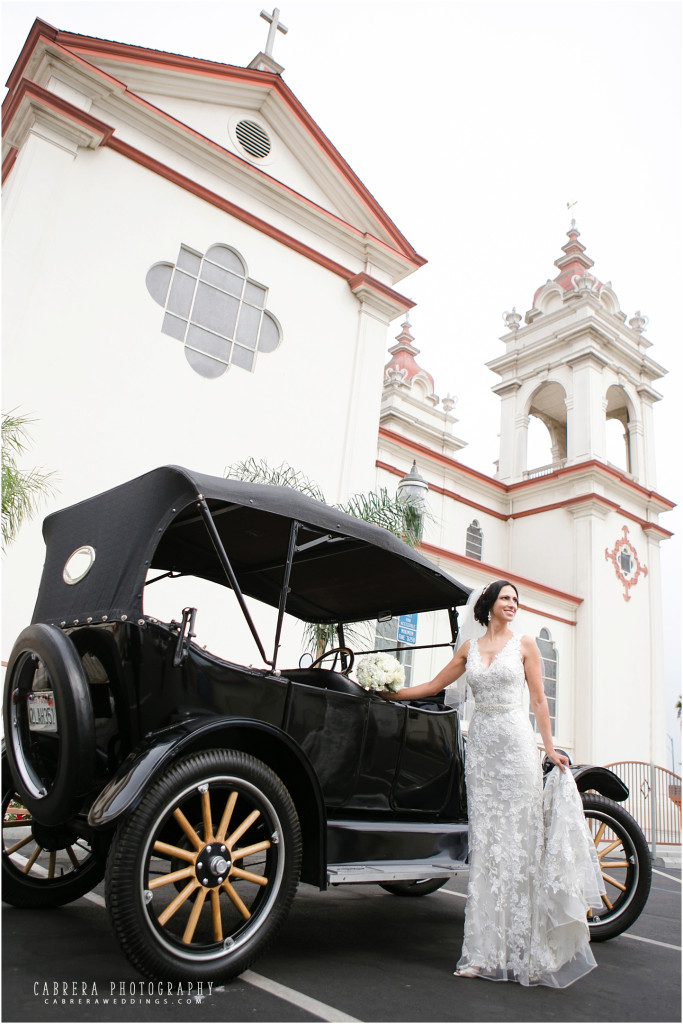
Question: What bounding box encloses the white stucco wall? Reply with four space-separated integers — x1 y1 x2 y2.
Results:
583 512 665 765
2 127 395 662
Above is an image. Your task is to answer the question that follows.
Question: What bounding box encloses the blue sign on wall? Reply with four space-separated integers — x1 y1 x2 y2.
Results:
397 613 418 645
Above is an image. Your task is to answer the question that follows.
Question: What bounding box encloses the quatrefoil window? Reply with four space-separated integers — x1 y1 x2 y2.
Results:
146 244 282 379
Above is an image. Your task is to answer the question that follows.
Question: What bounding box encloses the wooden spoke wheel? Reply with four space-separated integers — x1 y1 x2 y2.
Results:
105 749 301 982
582 794 652 941
2 753 104 908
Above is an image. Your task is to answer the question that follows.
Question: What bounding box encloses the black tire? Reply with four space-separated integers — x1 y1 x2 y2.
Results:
582 793 652 941
105 749 302 982
2 753 104 908
379 877 449 897
3 624 96 826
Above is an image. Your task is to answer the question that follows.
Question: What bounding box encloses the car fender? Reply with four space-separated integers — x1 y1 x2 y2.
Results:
87 715 327 886
569 764 629 802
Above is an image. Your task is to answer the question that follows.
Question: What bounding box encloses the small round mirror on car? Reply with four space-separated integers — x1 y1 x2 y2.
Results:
63 545 96 585
299 653 314 669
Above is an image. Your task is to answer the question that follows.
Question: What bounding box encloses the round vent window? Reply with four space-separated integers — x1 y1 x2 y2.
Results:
235 120 271 159
63 545 96 585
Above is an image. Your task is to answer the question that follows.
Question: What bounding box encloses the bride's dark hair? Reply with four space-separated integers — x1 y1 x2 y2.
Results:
473 580 519 626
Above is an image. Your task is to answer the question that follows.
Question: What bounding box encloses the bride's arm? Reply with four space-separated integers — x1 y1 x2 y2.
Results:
522 635 568 772
380 642 469 701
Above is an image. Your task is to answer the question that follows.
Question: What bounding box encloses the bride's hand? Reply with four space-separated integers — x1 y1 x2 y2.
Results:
546 749 569 773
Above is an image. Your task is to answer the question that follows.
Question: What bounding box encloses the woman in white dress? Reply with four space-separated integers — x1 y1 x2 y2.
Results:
382 580 605 987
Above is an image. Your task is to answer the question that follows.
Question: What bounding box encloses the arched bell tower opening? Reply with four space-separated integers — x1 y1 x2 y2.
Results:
605 384 633 475
526 382 568 473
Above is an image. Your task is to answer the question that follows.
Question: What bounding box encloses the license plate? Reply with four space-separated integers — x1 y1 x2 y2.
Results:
27 692 57 732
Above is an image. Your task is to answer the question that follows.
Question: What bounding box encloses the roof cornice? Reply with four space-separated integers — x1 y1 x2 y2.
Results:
378 427 508 493
105 135 411 314
348 272 414 319
489 314 667 388
1 146 18 184
2 79 114 150
0 81 414 315
3 23 423 283
378 428 675 514
419 542 583 610
505 459 676 510
378 409 466 457
377 452 674 540
5 20 425 272
511 491 673 539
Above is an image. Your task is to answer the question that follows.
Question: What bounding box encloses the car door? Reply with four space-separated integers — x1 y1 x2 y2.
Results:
392 704 465 814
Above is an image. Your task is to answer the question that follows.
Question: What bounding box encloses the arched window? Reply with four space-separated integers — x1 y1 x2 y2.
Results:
605 385 632 473
465 520 483 561
530 627 558 735
526 381 568 475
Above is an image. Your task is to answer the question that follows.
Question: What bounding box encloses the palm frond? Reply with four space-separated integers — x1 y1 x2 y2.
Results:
338 487 427 548
225 456 326 502
301 619 376 660
2 410 57 551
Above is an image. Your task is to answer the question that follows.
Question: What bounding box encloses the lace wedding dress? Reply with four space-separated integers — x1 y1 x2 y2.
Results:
456 633 605 987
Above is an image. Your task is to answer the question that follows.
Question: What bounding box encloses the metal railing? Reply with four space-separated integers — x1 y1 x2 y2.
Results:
604 762 681 857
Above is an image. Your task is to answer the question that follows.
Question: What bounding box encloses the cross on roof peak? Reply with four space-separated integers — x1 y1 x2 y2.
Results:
260 8 288 58
566 199 578 230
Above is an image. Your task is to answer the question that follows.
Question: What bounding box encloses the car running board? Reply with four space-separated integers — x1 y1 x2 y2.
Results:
327 860 468 884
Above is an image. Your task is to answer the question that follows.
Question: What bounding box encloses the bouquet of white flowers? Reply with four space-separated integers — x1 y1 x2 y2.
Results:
355 652 405 692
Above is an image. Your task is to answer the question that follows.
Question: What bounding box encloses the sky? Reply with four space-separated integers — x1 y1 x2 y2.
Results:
2 0 681 764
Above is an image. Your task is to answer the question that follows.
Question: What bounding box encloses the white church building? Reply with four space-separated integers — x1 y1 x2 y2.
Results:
2 16 673 767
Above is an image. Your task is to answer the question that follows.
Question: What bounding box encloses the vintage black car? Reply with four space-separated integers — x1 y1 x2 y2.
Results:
2 466 651 982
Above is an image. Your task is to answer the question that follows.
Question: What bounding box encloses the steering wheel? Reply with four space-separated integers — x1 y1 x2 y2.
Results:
308 646 355 676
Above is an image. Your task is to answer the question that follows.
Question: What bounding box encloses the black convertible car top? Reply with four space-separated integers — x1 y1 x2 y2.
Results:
32 465 470 629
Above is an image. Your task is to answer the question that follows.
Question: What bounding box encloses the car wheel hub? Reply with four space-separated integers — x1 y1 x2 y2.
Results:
195 842 231 888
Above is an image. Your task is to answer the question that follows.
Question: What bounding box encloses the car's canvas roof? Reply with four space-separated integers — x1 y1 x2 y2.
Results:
32 466 470 627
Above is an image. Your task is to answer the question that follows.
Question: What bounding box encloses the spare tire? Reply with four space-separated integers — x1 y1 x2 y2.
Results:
3 624 95 826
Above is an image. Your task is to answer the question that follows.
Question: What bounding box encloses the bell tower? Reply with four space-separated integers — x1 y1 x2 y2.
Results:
485 222 673 765
489 222 666 487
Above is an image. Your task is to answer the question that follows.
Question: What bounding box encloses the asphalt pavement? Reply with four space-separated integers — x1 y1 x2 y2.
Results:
2 866 681 1023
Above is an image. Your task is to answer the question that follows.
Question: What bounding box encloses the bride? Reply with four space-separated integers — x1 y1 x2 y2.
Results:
382 579 605 987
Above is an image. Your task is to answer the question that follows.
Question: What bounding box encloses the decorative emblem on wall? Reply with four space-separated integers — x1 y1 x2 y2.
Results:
146 243 282 379
605 525 648 601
